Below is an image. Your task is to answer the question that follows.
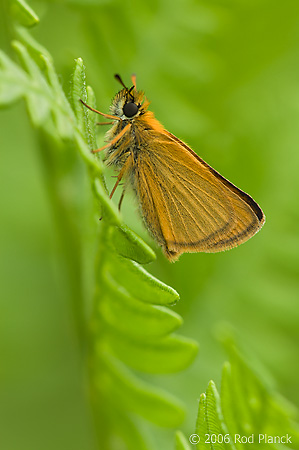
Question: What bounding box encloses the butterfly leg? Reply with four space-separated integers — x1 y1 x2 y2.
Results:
99 165 128 220
92 123 131 153
118 189 126 212
109 152 133 200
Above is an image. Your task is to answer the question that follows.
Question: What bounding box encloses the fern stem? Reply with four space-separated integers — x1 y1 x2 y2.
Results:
37 130 87 350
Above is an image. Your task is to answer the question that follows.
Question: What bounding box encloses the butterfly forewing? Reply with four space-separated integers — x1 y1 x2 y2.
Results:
133 128 264 260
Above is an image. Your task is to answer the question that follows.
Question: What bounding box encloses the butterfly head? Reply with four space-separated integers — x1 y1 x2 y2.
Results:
110 74 149 120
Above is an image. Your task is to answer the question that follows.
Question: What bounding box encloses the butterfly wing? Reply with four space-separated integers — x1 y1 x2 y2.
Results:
132 128 265 261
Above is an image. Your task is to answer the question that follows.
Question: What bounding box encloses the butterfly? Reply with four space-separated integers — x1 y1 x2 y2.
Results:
80 74 265 261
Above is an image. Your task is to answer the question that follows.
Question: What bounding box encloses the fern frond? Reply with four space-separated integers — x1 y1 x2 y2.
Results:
180 344 299 450
0 2 199 449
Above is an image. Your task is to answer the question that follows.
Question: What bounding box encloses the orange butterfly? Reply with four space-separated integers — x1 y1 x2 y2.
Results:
80 74 265 261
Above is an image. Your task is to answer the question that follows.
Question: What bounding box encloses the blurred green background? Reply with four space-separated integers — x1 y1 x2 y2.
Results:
1 0 299 449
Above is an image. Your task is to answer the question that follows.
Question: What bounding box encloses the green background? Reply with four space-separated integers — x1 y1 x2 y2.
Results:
1 0 299 449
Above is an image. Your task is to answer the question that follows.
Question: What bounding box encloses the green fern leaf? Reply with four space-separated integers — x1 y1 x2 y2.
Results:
99 276 183 339
12 0 39 27
109 224 156 264
104 332 198 374
106 254 179 305
100 353 185 427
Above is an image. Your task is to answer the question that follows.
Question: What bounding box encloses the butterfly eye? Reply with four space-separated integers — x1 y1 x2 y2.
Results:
123 102 138 118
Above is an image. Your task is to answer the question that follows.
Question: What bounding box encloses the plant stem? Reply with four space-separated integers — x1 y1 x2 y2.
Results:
87 221 111 449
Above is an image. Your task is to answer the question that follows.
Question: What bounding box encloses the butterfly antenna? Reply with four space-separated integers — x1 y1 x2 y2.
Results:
114 74 127 89
131 73 137 90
